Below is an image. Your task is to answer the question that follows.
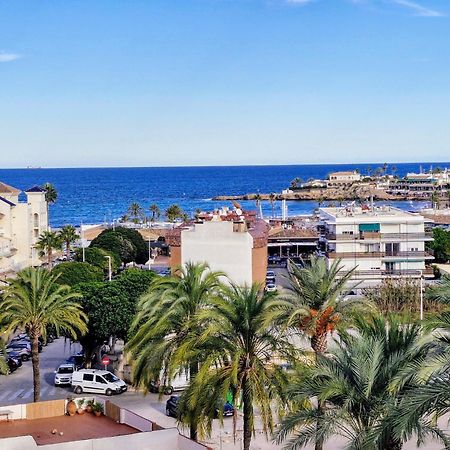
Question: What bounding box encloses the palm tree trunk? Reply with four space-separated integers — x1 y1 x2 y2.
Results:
66 241 70 261
31 335 40 402
48 248 52 268
311 334 327 450
242 377 253 450
189 361 199 441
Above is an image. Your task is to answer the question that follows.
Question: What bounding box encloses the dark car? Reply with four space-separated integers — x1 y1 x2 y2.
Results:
7 356 22 373
165 396 234 419
6 343 31 361
66 354 85 370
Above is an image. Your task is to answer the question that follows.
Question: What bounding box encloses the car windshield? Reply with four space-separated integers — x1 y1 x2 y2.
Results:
58 367 73 374
103 373 119 383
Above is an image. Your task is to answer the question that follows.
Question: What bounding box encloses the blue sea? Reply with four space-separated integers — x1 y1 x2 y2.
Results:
0 163 447 227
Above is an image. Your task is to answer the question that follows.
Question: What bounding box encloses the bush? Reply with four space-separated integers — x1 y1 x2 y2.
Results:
52 262 103 286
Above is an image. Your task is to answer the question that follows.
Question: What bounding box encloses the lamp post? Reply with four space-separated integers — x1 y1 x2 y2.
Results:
420 272 424 321
105 255 112 282
148 240 152 271
81 221 85 263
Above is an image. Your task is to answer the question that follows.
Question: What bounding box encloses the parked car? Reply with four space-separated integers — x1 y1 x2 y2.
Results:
9 337 42 352
72 369 127 395
165 395 234 418
6 343 31 361
7 356 22 373
66 354 85 370
54 363 75 386
149 373 189 395
265 283 277 292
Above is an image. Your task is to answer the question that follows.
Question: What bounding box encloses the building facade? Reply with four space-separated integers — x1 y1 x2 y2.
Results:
0 182 48 276
319 205 433 285
327 171 361 186
166 208 268 285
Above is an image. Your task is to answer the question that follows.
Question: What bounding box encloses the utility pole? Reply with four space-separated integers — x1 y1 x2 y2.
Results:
81 221 85 263
420 272 424 321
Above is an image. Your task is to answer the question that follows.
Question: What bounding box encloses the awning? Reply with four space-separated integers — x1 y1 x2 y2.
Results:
359 223 380 232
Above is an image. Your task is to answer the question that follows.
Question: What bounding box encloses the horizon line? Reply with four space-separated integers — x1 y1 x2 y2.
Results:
2 160 450 170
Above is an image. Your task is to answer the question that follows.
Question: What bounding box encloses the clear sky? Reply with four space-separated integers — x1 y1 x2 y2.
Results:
1 0 449 168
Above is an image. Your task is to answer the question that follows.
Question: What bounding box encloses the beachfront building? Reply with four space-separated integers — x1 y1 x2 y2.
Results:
327 170 361 186
319 205 434 285
0 182 48 277
388 170 450 196
166 207 268 285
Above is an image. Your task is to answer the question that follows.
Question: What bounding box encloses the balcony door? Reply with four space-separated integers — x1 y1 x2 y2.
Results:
385 243 400 256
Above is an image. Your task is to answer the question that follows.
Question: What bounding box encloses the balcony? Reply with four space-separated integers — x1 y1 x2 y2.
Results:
327 251 434 259
347 267 434 280
324 232 433 241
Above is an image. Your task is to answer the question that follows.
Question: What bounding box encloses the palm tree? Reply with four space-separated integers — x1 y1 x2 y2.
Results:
127 202 144 224
0 339 9 375
126 262 225 441
42 182 57 223
275 314 445 450
290 177 302 189
278 257 364 450
0 267 87 401
36 230 62 267
165 204 184 223
269 193 276 217
149 203 160 223
254 193 263 218
58 225 78 260
185 284 295 450
281 256 361 355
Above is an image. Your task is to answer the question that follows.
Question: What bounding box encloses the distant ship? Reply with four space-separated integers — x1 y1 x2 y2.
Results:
26 166 42 169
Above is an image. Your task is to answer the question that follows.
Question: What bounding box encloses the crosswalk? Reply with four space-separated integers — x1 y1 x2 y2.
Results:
0 385 66 404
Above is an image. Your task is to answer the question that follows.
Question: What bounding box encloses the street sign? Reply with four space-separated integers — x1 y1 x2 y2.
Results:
101 356 110 368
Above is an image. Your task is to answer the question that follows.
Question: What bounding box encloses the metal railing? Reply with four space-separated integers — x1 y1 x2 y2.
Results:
347 268 434 279
324 232 433 241
327 251 434 259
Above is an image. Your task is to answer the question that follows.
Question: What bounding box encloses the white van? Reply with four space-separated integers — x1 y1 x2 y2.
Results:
72 369 127 396
149 373 190 395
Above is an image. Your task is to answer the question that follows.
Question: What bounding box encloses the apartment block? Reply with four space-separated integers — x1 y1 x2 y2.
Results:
319 205 433 285
0 182 48 276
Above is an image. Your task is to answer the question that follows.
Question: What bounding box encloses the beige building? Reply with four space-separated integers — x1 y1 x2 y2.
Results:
166 208 268 286
0 182 48 276
327 171 361 186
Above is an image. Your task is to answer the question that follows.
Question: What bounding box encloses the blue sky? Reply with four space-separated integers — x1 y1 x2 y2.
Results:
1 0 449 168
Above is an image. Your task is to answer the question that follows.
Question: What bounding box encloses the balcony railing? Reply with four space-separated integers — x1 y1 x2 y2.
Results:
327 251 434 259
347 267 434 279
324 232 433 241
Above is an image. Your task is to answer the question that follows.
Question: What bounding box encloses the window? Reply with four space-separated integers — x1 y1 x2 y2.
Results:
33 213 39 228
96 375 107 384
103 373 119 383
83 374 94 382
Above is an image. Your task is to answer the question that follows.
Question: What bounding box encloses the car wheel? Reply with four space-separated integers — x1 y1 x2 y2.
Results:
166 408 171 416
164 386 173 395
21 355 29 362
105 389 113 396
74 386 83 394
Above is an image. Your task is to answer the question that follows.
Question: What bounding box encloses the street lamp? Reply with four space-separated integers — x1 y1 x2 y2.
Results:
419 271 424 321
148 239 152 271
104 255 112 282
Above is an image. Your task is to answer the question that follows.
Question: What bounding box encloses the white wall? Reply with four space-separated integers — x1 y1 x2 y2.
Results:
181 221 253 286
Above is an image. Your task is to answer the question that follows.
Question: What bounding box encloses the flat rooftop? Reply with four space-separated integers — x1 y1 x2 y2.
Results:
320 206 420 219
0 413 137 446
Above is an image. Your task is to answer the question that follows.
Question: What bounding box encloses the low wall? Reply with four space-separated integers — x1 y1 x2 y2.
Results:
120 409 152 432
27 399 65 420
0 403 26 421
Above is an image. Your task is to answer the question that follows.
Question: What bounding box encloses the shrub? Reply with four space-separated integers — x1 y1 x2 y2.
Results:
52 262 103 286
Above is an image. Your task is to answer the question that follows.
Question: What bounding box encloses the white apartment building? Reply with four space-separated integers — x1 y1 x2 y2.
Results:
0 182 48 276
319 205 433 285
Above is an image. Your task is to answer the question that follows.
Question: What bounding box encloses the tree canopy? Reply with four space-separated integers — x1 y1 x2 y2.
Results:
52 262 104 287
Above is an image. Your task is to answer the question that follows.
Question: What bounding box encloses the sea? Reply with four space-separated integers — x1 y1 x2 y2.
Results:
0 162 448 227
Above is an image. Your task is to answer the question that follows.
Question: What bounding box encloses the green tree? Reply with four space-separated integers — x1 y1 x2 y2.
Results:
290 177 302 189
43 182 57 213
184 283 294 450
149 203 161 223
52 262 103 286
59 225 78 260
0 268 87 401
75 269 154 365
428 228 450 263
75 247 120 272
275 314 445 450
127 202 144 224
126 262 224 441
36 230 62 267
165 204 184 223
0 339 9 375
